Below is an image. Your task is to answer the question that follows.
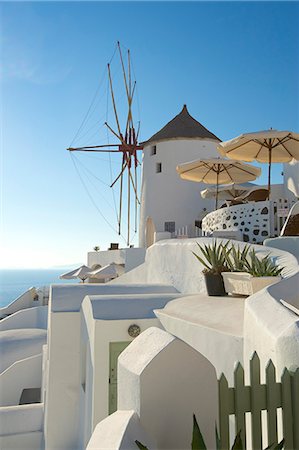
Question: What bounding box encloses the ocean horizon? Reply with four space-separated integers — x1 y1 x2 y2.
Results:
0 269 78 308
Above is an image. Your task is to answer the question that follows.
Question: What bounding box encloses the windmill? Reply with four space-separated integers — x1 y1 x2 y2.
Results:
67 42 143 246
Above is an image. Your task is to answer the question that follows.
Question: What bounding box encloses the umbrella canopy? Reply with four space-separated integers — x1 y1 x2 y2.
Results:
86 263 124 281
176 158 261 208
218 130 299 197
200 182 257 201
59 265 91 282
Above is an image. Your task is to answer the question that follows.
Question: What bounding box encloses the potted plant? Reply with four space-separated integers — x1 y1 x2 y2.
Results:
222 246 283 296
192 240 231 296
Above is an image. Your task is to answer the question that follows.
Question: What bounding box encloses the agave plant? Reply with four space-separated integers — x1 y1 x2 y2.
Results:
192 240 231 275
244 249 284 277
225 244 251 272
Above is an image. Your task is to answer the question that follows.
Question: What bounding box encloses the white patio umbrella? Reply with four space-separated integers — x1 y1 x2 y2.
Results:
59 265 91 282
176 158 261 209
200 182 257 201
86 263 124 281
218 130 299 198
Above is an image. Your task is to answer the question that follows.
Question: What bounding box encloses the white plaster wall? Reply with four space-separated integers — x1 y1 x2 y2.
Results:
86 410 156 450
45 284 178 450
112 238 298 292
0 288 38 319
118 327 218 450
0 431 43 450
264 236 299 263
284 160 299 199
244 272 299 379
81 293 181 447
0 329 47 374
0 403 43 435
139 139 220 247
0 353 42 407
0 306 48 331
155 295 244 384
44 312 81 450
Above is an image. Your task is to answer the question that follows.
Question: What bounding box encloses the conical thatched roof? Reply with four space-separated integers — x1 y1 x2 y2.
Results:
142 105 220 146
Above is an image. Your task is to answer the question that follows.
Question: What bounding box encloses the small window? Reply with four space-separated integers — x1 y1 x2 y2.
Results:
151 145 157 156
164 221 175 233
156 162 162 173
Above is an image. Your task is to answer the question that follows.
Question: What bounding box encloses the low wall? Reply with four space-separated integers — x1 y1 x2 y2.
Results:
112 238 299 292
202 202 271 243
244 272 299 378
0 354 42 407
0 431 43 450
0 403 43 436
0 288 38 319
0 306 48 332
0 329 47 374
86 410 156 450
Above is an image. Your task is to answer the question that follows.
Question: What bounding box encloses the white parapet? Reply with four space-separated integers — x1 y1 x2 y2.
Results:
86 410 156 450
0 353 42 407
0 288 38 319
0 328 47 374
0 404 43 450
117 327 218 450
0 306 48 332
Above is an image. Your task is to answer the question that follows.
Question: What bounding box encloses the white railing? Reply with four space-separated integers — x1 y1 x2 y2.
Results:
202 199 295 244
173 224 202 239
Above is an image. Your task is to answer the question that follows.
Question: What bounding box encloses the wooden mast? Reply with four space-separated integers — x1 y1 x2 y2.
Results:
67 42 142 246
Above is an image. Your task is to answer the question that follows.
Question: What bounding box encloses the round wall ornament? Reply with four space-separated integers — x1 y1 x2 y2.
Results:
128 324 141 338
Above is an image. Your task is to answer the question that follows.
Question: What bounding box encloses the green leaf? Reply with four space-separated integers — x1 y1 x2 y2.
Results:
192 414 207 450
273 439 285 450
135 440 149 450
231 430 243 450
192 251 210 270
215 425 221 450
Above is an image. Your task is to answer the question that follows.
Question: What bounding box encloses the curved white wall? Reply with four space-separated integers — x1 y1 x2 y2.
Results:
0 354 42 407
113 238 299 293
0 306 48 332
0 329 47 374
139 139 220 247
0 288 38 319
244 272 299 378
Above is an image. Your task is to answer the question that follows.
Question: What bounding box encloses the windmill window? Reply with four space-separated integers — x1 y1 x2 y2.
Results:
164 221 175 233
151 145 157 156
156 162 162 173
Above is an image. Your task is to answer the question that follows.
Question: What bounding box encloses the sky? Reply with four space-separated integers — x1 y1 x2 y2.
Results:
1 1 298 269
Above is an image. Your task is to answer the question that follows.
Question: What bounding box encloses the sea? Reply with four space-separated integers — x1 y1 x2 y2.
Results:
0 269 78 308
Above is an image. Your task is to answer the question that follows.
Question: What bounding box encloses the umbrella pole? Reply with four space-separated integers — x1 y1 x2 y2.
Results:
215 169 219 210
268 147 272 200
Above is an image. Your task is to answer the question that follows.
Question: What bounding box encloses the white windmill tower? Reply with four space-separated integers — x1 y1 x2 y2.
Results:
139 105 221 247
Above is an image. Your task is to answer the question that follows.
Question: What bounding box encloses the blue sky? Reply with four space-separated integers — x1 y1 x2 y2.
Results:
1 1 298 268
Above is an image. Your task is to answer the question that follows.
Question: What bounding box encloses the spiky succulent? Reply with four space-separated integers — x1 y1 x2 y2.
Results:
244 249 283 277
192 240 232 274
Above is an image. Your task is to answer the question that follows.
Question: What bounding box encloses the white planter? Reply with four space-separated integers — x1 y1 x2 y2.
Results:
222 272 281 296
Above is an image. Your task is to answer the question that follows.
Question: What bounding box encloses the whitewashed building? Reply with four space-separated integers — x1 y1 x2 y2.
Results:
139 105 221 247
0 106 298 450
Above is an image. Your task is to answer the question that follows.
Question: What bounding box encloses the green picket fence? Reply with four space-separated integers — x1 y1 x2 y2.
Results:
218 353 299 450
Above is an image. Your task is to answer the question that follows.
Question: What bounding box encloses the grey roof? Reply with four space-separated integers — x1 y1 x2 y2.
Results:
143 105 220 146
